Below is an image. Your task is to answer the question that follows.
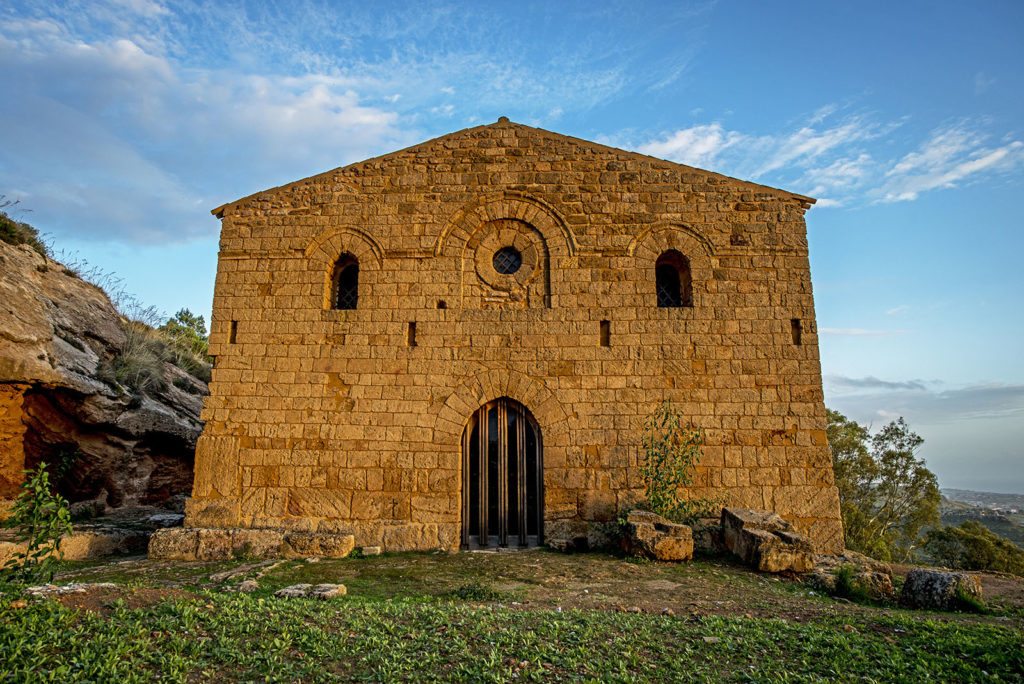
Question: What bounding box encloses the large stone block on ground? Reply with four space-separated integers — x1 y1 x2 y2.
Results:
722 507 814 573
899 569 983 611
622 510 693 562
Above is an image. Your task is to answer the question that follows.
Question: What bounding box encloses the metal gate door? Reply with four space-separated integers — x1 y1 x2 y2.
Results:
461 398 543 549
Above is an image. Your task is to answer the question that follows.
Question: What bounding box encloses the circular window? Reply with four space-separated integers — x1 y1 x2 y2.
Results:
492 246 522 275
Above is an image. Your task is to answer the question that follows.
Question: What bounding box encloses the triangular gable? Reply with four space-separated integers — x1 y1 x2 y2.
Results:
212 118 815 218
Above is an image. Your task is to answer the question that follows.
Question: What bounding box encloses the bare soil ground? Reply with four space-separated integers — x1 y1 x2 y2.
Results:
52 549 1024 626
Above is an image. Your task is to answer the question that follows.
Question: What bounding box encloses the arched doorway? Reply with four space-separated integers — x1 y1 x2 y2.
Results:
461 398 543 549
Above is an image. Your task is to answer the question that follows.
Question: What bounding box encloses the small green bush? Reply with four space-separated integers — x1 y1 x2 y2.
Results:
832 564 875 604
0 209 47 257
924 521 1024 577
2 462 73 583
100 308 212 395
639 401 721 524
445 582 502 601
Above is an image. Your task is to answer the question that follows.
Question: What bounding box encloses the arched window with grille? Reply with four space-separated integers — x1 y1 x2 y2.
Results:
332 254 359 310
655 250 693 308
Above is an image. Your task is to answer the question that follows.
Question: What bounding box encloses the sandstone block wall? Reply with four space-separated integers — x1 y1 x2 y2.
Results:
188 119 844 553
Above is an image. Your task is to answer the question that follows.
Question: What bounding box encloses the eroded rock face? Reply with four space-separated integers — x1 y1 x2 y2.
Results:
0 241 206 514
722 508 815 573
622 510 694 562
900 569 983 611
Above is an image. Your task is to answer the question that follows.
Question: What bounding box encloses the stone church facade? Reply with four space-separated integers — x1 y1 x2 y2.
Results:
185 118 844 554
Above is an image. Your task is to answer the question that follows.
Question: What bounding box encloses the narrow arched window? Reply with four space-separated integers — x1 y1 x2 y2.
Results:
332 254 359 310
655 250 693 308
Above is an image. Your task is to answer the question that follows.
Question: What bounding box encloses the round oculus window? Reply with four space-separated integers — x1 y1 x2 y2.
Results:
492 246 522 275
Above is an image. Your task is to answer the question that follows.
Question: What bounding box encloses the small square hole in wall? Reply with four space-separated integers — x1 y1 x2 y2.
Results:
436 300 447 309
599 320 611 347
791 318 802 345
229 320 238 344
407 321 417 347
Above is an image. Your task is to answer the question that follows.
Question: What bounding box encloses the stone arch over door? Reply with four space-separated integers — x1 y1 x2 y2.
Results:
433 369 570 543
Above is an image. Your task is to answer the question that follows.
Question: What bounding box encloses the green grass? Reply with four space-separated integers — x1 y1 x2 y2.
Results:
0 591 1021 682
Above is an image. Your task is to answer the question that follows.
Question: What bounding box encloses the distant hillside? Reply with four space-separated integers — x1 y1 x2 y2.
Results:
940 489 1024 549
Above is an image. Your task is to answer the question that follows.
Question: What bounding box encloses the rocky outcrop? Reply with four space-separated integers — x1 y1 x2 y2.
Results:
900 569 984 611
722 508 815 573
621 510 694 562
0 241 206 515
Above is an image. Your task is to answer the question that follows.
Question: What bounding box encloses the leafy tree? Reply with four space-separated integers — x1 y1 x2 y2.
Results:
639 402 720 523
827 410 940 561
2 462 73 583
924 521 1024 577
159 308 210 360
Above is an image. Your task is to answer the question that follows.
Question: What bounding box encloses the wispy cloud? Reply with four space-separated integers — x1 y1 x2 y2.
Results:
876 124 1024 202
819 328 911 336
628 109 1022 205
825 375 928 392
974 71 996 95
825 377 1024 424
2 1 706 244
885 305 909 315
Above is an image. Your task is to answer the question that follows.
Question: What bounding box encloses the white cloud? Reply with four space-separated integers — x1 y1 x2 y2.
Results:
885 305 909 315
637 123 744 169
0 17 408 243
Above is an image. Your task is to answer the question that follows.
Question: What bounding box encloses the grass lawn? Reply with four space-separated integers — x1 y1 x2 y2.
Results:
2 550 1022 682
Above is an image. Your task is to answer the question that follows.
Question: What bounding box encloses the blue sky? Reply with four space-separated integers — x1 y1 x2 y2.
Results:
2 0 1022 492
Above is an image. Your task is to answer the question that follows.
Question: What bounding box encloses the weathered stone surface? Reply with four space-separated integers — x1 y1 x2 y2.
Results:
274 584 312 599
722 508 814 573
238 579 259 593
899 569 983 611
147 527 355 561
0 527 150 564
622 510 694 562
361 546 381 556
0 240 206 515
274 583 346 600
282 532 355 559
807 551 894 600
186 120 844 553
691 516 726 554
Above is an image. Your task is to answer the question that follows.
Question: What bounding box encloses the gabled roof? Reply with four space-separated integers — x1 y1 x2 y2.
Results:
212 118 815 218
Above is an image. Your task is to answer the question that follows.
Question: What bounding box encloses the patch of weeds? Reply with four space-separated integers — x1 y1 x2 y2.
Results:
953 585 988 614
62 267 80 278
0 202 47 257
444 581 503 602
832 563 876 604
